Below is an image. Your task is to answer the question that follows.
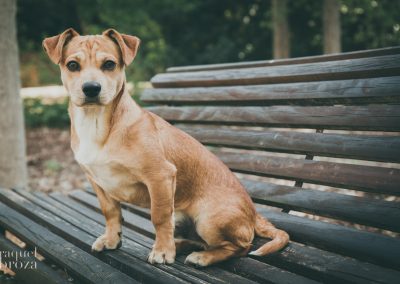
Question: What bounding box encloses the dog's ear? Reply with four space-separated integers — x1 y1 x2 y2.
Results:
103 29 140 66
42 28 79 64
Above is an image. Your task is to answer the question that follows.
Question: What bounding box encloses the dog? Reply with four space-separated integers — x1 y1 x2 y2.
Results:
42 28 289 266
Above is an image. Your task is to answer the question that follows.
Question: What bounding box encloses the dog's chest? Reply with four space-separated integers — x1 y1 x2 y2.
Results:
72 112 147 204
78 152 148 204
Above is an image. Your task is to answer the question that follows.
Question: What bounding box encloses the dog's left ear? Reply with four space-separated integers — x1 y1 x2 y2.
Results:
42 28 79 64
103 29 140 66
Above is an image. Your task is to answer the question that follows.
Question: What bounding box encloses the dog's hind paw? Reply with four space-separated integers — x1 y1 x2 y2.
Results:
184 252 209 267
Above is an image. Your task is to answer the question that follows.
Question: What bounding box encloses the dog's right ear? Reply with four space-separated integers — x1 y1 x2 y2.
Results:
42 28 79 64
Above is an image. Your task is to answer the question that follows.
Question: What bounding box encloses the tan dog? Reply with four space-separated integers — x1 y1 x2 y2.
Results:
42 28 289 266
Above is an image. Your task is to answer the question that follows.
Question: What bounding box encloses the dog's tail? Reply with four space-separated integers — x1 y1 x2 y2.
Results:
249 213 289 256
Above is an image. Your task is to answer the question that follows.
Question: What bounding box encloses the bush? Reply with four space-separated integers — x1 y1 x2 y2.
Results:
23 91 146 128
24 98 70 128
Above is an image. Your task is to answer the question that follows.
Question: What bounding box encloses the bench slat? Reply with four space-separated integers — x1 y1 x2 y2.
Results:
45 192 315 284
213 150 400 195
167 46 400 72
73 189 400 282
0 193 138 284
0 234 69 284
25 191 256 284
177 126 400 162
70 189 400 282
92 177 399 233
0 188 187 284
256 206 400 270
148 105 400 131
151 54 400 87
142 76 400 106
241 179 400 232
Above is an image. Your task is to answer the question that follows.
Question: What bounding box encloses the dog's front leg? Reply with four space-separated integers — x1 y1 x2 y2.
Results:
146 164 177 264
88 176 122 252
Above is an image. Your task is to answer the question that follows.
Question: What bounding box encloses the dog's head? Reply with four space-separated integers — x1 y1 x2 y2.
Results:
43 28 140 106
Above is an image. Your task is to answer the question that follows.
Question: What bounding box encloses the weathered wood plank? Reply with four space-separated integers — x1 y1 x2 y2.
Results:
177 126 400 163
71 189 400 283
254 239 400 284
166 46 400 72
25 191 255 284
0 234 69 284
256 206 400 271
152 54 400 87
142 76 400 106
45 192 315 284
72 189 400 271
148 105 400 131
69 190 156 237
240 179 400 232
212 150 400 195
0 188 187 284
0 192 139 284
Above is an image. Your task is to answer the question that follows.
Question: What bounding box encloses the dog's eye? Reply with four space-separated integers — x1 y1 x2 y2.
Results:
66 61 80 72
102 60 116 71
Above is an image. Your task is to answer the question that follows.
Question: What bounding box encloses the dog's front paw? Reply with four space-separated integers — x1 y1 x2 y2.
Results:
147 246 176 264
91 233 122 252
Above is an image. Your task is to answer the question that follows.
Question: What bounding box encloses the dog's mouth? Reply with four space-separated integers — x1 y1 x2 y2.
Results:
83 97 101 105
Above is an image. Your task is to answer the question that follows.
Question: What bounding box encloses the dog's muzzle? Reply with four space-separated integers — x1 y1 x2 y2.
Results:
82 81 101 103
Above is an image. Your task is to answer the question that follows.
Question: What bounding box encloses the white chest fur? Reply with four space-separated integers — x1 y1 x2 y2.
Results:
73 107 107 165
71 104 148 205
72 107 123 192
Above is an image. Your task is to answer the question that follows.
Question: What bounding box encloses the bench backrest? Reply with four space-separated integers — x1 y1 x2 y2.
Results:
142 47 400 269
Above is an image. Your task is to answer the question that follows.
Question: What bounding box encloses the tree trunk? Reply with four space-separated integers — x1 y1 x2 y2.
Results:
272 0 290 59
323 0 341 54
0 0 28 188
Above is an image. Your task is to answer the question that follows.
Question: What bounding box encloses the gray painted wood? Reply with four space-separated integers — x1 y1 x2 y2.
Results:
176 126 400 162
167 46 400 72
148 105 400 131
152 54 400 87
142 76 400 106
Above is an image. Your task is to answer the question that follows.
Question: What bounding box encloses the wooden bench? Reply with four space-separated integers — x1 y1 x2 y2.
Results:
1 46 400 283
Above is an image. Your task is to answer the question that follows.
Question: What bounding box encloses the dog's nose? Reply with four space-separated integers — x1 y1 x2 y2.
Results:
82 81 101 98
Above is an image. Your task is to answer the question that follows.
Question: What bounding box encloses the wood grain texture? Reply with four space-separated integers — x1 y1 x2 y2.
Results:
46 192 314 284
241 179 400 232
177 126 400 162
212 150 400 195
71 188 400 282
166 46 400 72
0 191 139 284
148 105 400 131
0 234 69 284
142 76 400 106
29 191 252 284
256 206 400 271
0 188 186 284
151 54 400 87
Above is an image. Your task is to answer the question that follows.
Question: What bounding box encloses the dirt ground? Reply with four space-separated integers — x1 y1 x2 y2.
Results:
27 127 89 193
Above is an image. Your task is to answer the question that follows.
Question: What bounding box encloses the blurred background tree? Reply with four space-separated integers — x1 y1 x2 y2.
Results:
0 0 28 188
17 0 400 87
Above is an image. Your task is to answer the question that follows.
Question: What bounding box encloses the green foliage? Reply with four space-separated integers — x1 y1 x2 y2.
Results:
24 98 70 128
44 159 62 173
23 93 145 128
17 0 400 87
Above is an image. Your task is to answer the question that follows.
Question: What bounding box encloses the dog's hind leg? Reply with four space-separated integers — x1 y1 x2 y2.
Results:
175 238 207 255
184 241 248 267
184 203 254 266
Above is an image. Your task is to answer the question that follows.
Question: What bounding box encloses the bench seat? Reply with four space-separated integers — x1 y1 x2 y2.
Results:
0 188 399 283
